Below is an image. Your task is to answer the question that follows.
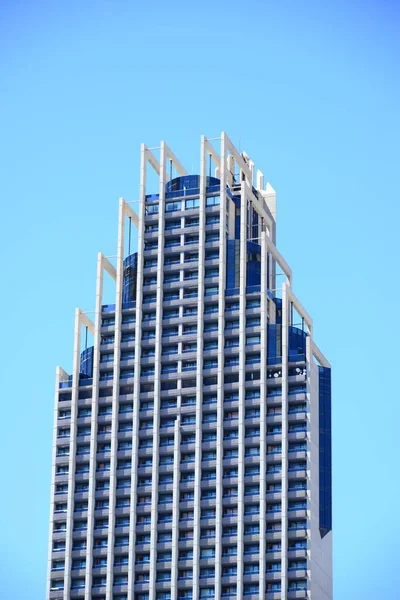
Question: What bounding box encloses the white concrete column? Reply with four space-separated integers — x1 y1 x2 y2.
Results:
215 133 227 600
148 141 167 600
192 135 207 600
63 308 81 600
84 253 104 598
106 199 125 599
259 230 268 600
171 416 181 600
46 366 66 600
305 331 313 598
128 144 147 600
236 180 247 600
281 282 289 600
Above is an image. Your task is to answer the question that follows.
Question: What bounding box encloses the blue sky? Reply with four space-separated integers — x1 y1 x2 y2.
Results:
0 0 399 598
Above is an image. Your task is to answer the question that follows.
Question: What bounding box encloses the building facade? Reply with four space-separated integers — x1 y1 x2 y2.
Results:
47 133 332 600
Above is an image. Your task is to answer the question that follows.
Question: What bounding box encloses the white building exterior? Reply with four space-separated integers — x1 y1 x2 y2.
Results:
47 133 332 600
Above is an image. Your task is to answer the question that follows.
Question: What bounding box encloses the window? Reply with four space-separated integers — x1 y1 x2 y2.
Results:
165 237 180 248
76 482 89 492
56 465 69 476
206 195 220 206
205 286 218 296
185 198 200 209
164 255 180 266
204 303 218 314
202 450 216 460
144 258 157 268
56 446 69 457
157 551 172 562
247 317 261 327
200 548 215 559
222 566 237 576
289 422 307 433
57 428 70 438
165 219 181 230
245 427 260 439
222 525 236 537
288 580 307 591
181 396 196 407
50 580 64 591
55 483 68 495
95 480 110 491
203 413 217 423
246 354 260 365
224 448 238 459
243 584 258 595
245 407 260 418
205 233 219 243
53 541 66 552
146 203 159 215
159 473 173 484
245 447 260 457
115 537 129 547
200 589 214 599
164 273 180 283
102 317 115 326
245 484 259 496
53 560 65 571
74 501 87 512
166 201 182 212
288 559 307 570
244 505 259 516
244 543 259 555
182 360 196 371
246 335 260 345
288 500 307 511
200 567 215 578
185 217 199 227
222 546 237 557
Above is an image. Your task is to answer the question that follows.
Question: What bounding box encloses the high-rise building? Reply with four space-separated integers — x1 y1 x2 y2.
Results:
47 133 332 600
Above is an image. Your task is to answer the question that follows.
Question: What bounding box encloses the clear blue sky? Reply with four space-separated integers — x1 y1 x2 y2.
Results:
0 0 399 598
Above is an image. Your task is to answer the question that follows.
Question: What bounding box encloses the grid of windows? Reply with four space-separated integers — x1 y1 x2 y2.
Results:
49 143 331 600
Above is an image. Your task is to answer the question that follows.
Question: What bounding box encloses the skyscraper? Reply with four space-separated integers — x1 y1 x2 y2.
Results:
47 133 332 600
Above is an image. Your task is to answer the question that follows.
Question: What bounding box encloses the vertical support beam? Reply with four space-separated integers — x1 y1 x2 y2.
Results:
84 253 104 598
63 308 81 600
281 282 289 600
306 328 313 597
46 367 64 600
259 231 268 600
171 416 181 600
215 132 227 600
236 179 247 600
148 141 166 600
106 198 125 599
192 134 207 600
128 144 147 600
